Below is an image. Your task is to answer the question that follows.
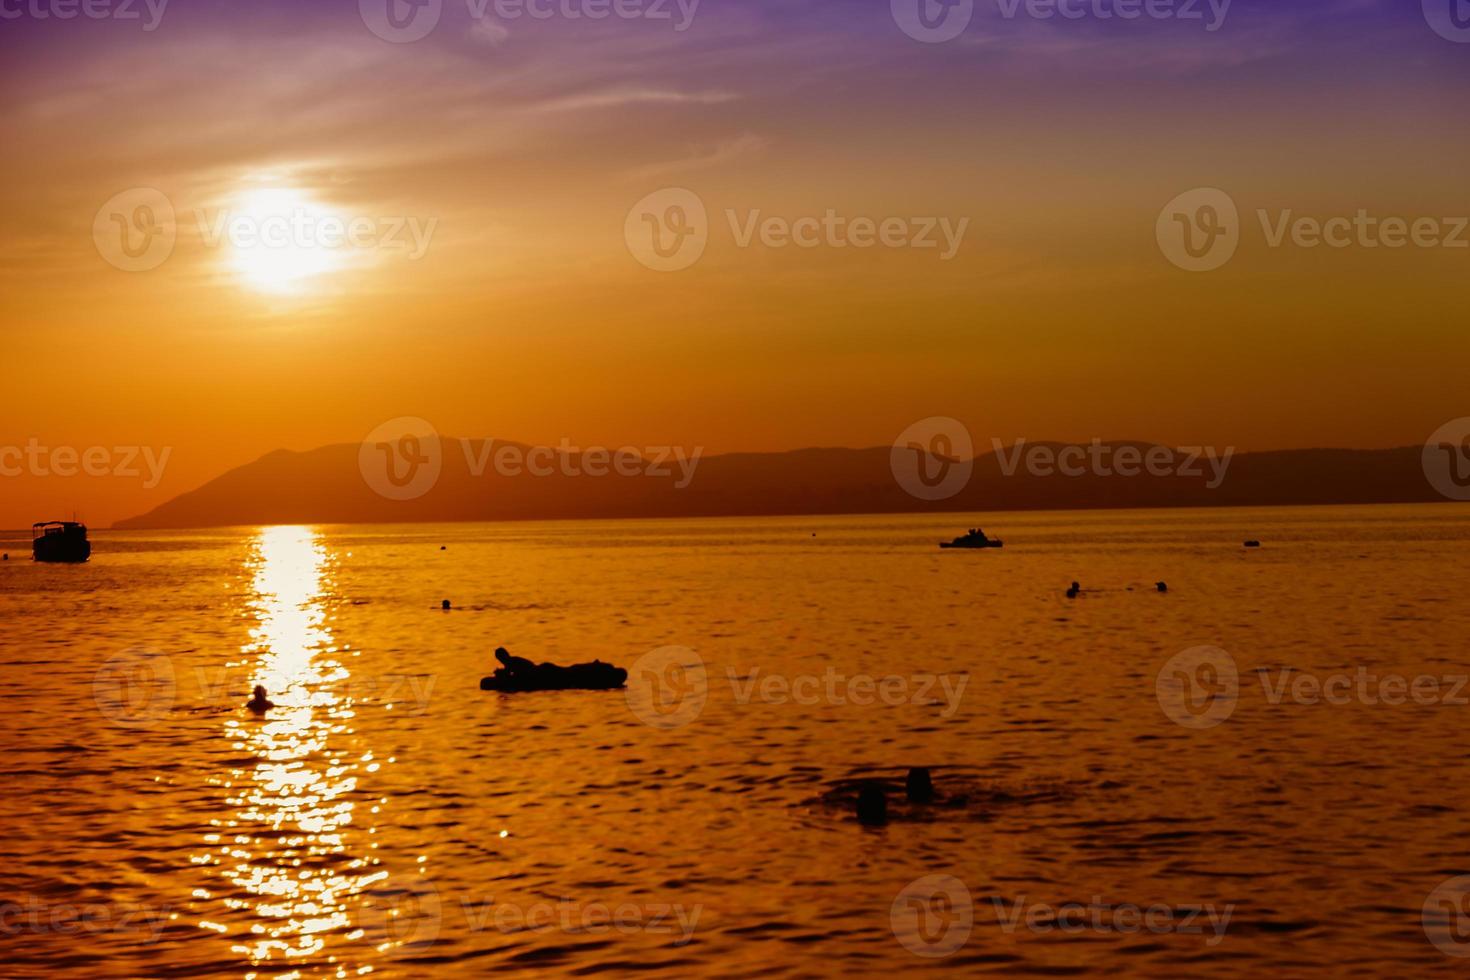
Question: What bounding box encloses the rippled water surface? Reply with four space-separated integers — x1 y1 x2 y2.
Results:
4 506 1470 978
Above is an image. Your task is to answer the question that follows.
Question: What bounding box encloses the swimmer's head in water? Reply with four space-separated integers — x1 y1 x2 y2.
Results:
905 767 935 803
856 783 887 826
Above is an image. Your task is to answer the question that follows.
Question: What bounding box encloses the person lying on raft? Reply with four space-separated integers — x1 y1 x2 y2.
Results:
483 647 628 691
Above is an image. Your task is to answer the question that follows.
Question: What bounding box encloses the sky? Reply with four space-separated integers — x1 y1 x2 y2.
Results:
1 0 1468 527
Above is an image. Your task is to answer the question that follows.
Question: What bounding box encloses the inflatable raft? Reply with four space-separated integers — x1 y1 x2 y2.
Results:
480 647 628 692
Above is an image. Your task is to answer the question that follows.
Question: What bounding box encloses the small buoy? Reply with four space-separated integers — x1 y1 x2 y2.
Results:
1156 581 1168 593
442 599 451 610
856 784 887 826
1244 540 1261 548
440 546 447 551
905 767 935 804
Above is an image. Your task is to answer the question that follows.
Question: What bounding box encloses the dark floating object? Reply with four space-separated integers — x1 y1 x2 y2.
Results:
440 546 447 551
442 599 452 610
856 783 888 825
2 553 7 561
1244 540 1261 548
905 767 935 804
246 685 274 714
1066 581 1081 599
32 521 90 563
1156 581 1168 593
480 647 628 692
940 527 1003 550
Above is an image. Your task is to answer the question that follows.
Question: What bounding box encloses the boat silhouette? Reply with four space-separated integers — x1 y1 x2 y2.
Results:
939 528 1003 550
32 522 91 563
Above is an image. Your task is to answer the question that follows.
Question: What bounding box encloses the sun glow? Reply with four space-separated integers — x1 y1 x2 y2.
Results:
227 188 344 295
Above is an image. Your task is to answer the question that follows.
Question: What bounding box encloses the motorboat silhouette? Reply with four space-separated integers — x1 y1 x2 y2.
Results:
480 647 628 692
32 522 91 563
939 528 1003 550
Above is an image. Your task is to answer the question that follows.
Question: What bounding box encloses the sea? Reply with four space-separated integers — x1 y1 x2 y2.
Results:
3 504 1470 978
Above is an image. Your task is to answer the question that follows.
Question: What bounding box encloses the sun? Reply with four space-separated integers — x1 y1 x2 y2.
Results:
227 187 344 295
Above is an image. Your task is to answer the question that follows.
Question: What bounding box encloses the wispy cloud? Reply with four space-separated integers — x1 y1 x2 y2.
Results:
534 87 739 113
468 18 510 46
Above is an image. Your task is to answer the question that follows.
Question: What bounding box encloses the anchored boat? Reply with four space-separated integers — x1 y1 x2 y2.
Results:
32 521 91 563
939 528 1003 550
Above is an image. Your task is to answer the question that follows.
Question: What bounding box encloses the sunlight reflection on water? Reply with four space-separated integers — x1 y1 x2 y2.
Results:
200 527 373 971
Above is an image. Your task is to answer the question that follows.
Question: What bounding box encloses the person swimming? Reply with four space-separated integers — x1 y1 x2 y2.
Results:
246 685 274 714
905 767 935 804
1156 581 1168 593
856 783 888 826
1066 581 1081 598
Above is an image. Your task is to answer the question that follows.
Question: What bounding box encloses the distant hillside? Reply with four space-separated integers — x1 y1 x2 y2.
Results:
111 439 1446 529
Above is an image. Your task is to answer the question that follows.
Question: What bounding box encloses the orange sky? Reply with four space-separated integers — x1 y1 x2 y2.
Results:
1 1 1467 527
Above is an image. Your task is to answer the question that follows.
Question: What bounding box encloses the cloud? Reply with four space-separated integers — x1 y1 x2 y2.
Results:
534 87 739 112
469 18 510 46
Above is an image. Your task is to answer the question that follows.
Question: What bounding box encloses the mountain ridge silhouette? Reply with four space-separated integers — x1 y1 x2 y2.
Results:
111 439 1444 529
